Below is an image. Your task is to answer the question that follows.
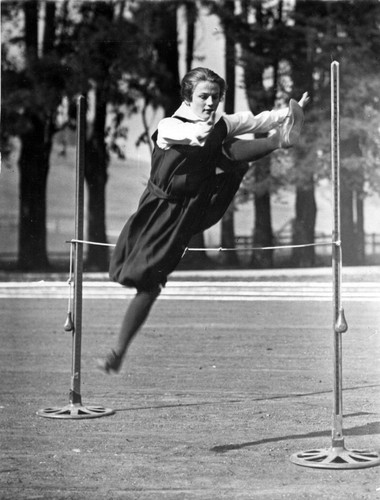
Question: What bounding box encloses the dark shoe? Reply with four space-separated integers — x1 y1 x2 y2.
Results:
280 99 304 148
97 350 122 374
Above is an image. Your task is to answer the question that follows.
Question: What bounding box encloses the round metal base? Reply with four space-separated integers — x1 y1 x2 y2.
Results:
290 445 380 469
37 403 115 419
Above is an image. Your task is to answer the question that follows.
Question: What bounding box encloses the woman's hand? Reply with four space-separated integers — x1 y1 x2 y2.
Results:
196 112 216 141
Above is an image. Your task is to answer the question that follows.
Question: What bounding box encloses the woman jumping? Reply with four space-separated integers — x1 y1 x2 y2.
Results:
98 67 309 373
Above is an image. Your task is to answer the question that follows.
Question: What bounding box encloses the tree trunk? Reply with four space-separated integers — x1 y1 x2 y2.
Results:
240 2 275 269
85 88 109 271
292 179 316 267
185 1 196 72
43 2 56 54
251 156 273 268
355 189 365 264
180 2 212 269
24 0 38 61
220 0 239 267
341 186 366 266
290 0 318 267
340 137 365 266
18 121 51 270
154 2 181 117
340 185 357 265
17 0 52 270
221 207 238 267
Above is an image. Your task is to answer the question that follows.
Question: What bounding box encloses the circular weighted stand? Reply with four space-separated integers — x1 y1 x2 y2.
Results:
37 403 115 419
37 96 114 420
290 61 380 469
291 444 380 469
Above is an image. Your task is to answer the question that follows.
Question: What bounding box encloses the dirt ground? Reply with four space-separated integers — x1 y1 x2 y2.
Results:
1 270 380 499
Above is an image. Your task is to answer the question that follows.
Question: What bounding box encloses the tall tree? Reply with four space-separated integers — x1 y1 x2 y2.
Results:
2 1 67 270
219 0 240 267
133 1 181 118
71 2 119 270
334 2 380 265
185 1 197 72
289 1 380 265
289 0 318 267
241 0 278 268
208 0 274 268
2 1 166 271
63 1 152 270
180 2 214 268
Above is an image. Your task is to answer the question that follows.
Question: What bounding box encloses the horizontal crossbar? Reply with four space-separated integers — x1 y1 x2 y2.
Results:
67 238 338 253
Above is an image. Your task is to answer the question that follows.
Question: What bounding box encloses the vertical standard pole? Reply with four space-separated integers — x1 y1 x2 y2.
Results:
331 61 348 447
70 96 86 406
290 62 379 467
37 94 114 418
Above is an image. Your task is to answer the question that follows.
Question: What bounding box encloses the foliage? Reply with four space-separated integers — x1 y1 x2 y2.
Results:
298 1 380 196
2 6 68 157
1 1 171 160
0 1 157 269
206 0 380 200
2 0 379 269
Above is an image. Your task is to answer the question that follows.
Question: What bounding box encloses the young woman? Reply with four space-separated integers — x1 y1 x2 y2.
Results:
99 67 309 373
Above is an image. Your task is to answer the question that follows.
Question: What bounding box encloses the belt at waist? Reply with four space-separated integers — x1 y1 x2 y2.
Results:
147 179 181 201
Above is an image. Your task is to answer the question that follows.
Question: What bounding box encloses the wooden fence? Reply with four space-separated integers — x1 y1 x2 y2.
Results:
1 212 380 267
234 232 380 262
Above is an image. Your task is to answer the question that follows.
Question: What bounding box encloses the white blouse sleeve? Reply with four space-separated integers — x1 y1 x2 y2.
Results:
156 117 214 150
223 108 289 140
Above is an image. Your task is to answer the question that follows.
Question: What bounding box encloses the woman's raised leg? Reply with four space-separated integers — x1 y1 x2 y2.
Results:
225 99 304 162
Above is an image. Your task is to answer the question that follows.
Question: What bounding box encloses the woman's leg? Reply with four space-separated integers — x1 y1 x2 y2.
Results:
224 133 280 162
225 100 304 161
196 135 279 233
196 162 249 233
115 287 161 357
196 132 284 233
99 286 161 373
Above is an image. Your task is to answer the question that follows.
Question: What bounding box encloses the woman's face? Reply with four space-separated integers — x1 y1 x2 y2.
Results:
187 81 221 120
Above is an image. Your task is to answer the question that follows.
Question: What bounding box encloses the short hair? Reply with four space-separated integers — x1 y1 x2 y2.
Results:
180 67 226 102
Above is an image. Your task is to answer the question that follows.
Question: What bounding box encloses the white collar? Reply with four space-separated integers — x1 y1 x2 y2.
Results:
173 102 223 123
172 102 203 122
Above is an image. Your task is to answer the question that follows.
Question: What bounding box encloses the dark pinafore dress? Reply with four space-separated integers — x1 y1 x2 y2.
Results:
109 117 248 291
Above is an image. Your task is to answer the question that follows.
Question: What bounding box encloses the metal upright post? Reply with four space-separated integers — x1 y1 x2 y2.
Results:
37 97 114 419
331 60 347 449
70 94 85 407
290 62 380 468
